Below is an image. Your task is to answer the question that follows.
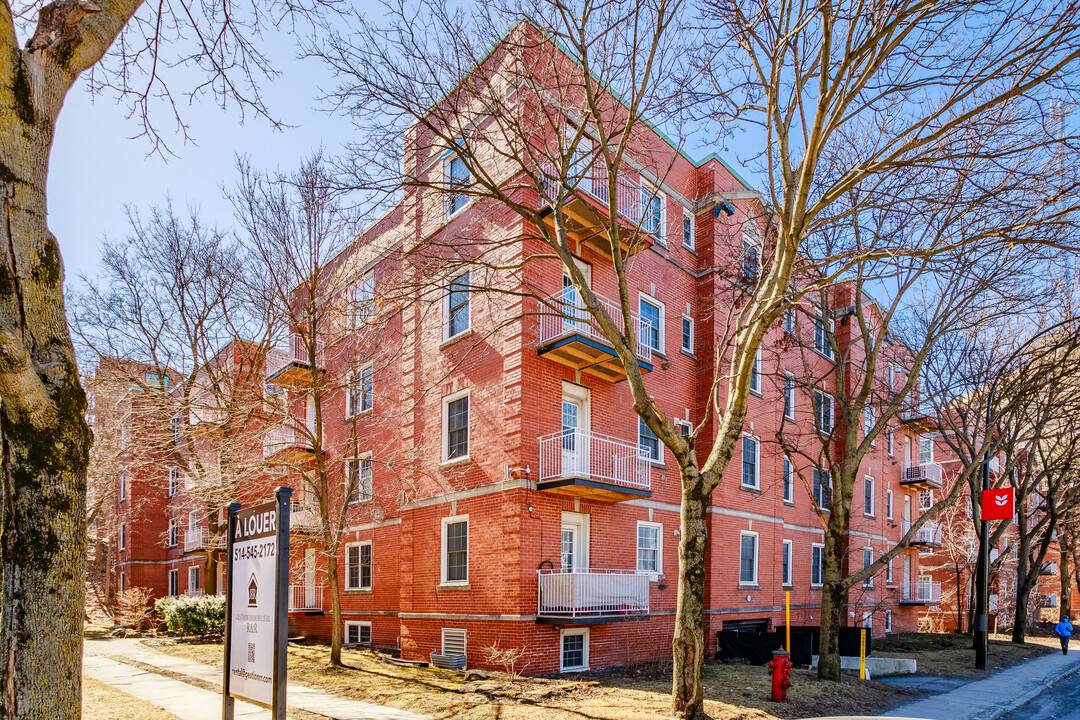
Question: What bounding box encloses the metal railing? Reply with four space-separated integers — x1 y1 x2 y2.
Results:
185 588 205 597
537 569 650 618
1041 562 1058 575
537 161 646 226
289 503 322 532
183 528 208 552
901 521 943 546
900 462 943 487
289 585 324 611
901 580 941 603
266 335 324 380
538 285 653 363
538 429 651 491
263 423 314 457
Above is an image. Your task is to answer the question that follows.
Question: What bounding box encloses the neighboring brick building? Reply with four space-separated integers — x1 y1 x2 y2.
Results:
110 21 945 673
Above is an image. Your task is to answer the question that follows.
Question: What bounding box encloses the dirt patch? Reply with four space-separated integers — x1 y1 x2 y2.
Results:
147 639 924 720
873 632 1057 679
82 676 178 720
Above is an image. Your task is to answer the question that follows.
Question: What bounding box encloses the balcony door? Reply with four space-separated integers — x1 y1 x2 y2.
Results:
561 511 590 573
303 548 317 608
561 259 591 337
904 554 911 592
561 382 591 478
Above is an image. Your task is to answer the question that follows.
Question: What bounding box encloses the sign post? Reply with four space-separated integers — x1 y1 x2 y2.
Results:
223 488 291 720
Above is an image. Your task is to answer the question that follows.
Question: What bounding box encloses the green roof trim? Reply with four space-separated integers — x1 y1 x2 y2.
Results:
692 152 755 192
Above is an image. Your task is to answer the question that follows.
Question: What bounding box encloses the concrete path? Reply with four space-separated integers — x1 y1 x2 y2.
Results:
84 637 431 720
882 649 1080 720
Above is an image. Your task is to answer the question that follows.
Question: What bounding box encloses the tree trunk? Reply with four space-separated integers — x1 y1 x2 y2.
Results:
205 512 221 596
672 477 709 720
1060 534 1073 620
817 572 846 681
0 48 94 718
956 567 965 633
1013 586 1030 644
327 552 343 666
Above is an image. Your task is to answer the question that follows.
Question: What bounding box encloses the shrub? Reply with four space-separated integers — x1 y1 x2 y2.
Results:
117 587 156 630
154 594 226 636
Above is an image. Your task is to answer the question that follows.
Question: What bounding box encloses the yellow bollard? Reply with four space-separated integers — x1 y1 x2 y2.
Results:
859 627 867 680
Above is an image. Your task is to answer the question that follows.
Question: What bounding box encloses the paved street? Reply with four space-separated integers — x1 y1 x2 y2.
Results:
1001 659 1080 720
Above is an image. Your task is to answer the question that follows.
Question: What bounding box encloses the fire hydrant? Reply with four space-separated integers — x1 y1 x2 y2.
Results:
767 649 793 702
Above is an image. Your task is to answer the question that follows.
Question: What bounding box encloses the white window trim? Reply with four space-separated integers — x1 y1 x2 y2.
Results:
814 310 835 359
885 610 893 633
344 620 373 646
188 565 199 590
864 475 875 518
865 406 875 445
749 347 762 395
167 518 178 548
814 389 834 433
442 269 472 342
886 557 894 585
782 539 793 587
863 547 874 587
919 436 934 464
642 183 667 244
740 435 760 490
119 523 126 551
345 540 373 590
739 530 759 586
888 427 895 457
168 466 179 497
346 363 375 419
674 418 693 438
811 543 824 587
783 373 796 421
886 488 894 520
348 453 374 505
167 569 178 597
681 315 694 354
636 520 664 577
682 209 695 250
783 456 794 504
441 389 471 463
119 472 126 501
638 292 666 355
440 514 469 586
560 628 590 672
443 152 471 220
350 271 375 329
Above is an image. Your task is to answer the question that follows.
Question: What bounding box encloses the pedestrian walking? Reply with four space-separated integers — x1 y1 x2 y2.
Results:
1056 615 1073 655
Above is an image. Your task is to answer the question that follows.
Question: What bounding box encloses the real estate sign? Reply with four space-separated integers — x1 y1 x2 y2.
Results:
223 489 291 719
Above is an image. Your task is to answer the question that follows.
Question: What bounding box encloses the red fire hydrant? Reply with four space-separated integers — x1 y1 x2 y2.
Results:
767 649 793 702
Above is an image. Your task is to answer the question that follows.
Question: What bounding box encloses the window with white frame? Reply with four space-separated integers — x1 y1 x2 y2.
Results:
120 422 126 450
739 531 758 585
561 628 589 671
783 373 796 420
351 271 375 327
742 233 760 284
167 518 178 548
120 572 126 594
346 542 372 590
886 488 894 520
444 153 470 218
749 347 762 394
920 489 933 511
811 544 824 586
119 471 126 501
886 557 894 585
919 437 934 464
168 569 178 597
345 621 372 646
441 516 469 585
864 406 875 442
814 310 834 359
864 476 875 517
741 436 759 489
887 427 894 456
347 364 374 417
813 467 832 511
443 391 470 461
885 610 892 633
120 523 126 550
888 364 895 391
784 307 796 334
782 539 793 586
639 417 661 462
168 466 179 497
639 295 664 353
444 270 471 340
674 418 692 437
783 457 794 504
681 316 693 353
863 548 873 587
188 565 200 592
814 389 834 434
682 210 694 249
348 455 373 503
862 612 872 629
641 185 665 240
637 522 662 574
170 415 181 443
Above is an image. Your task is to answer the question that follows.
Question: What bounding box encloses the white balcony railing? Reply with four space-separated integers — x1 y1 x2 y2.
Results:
263 423 314 457
538 161 646 225
185 588 205 597
537 569 650 618
538 429 651 491
265 335 324 380
289 585 324 611
538 286 653 363
183 528 208 552
902 521 943 546
900 462 943 487
901 580 941 604
289 502 322 532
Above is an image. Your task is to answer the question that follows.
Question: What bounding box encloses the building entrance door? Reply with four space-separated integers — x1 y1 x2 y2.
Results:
560 512 589 573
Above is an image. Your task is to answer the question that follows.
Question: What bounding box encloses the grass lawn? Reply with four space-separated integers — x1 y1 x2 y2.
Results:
873 632 1057 679
147 639 925 720
82 676 179 720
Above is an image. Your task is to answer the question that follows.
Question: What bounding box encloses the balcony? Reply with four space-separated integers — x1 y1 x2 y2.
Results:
538 429 651 502
536 569 650 624
289 585 325 613
1040 562 1058 576
263 423 315 463
536 161 655 258
900 462 943 491
185 588 205 597
902 521 943 548
289 502 322 534
899 580 941 605
537 287 653 382
182 528 223 553
265 335 325 388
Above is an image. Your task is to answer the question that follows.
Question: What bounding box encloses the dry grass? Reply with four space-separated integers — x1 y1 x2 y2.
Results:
873 632 1057 679
82 676 179 720
147 640 924 720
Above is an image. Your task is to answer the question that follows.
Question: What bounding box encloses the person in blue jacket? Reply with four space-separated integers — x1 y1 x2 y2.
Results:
1056 615 1073 655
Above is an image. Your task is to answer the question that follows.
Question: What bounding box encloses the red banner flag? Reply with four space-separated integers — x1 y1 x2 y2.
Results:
981 487 1015 521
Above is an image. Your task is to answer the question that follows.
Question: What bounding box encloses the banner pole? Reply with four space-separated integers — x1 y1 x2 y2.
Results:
222 502 241 720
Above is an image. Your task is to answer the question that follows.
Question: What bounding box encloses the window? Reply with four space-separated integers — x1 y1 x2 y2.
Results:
639 417 661 462
188 566 200 592
347 364 374 417
445 271 471 339
639 295 664 353
351 271 375 327
348 455 373 504
864 407 875 441
742 233 760 284
170 415 181 443
919 437 934 464
641 185 664 240
864 476 875 517
920 490 933 511
783 374 796 420
782 539 793 586
637 522 662 574
739 531 758 585
167 518 178 548
443 391 470 461
675 419 692 437
445 154 470 217
811 544 824 586
145 371 170 388
813 467 832 511
120 423 126 450
885 610 892 633
886 488 894 520
863 548 873 587
120 572 126 594
813 390 834 434
441 516 468 585
119 472 126 501
886 557 894 585
441 627 467 657
345 621 372 646
168 466 179 497
561 628 589 671
784 308 796 334
681 316 694 353
682 210 694 250
749 347 762 394
783 457 794 504
887 427 894 457
346 542 372 590
741 436 759 489
168 570 178 597
862 612 873 629
119 523 127 550
814 311 834 359
888 364 895 391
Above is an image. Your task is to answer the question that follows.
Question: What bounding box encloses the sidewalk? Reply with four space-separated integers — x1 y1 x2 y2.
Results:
84 637 431 720
881 648 1080 720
